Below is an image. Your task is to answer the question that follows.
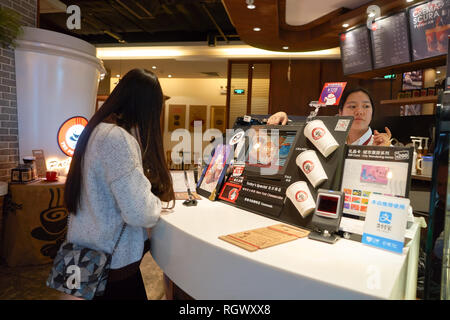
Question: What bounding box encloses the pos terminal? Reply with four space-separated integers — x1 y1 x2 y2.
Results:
308 189 344 244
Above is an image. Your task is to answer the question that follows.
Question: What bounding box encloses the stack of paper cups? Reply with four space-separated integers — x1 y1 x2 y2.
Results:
296 150 328 188
286 181 316 218
304 119 339 157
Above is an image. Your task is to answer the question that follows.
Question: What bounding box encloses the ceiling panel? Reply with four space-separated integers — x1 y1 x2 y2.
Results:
285 0 373 26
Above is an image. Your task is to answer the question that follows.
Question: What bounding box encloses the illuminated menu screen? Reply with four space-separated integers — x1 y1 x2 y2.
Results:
370 12 411 69
409 0 450 61
340 26 373 75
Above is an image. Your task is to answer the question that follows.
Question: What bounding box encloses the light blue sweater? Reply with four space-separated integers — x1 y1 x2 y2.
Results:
67 123 161 269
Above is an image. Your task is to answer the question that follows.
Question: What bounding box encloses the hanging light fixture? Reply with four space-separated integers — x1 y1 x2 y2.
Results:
246 0 256 9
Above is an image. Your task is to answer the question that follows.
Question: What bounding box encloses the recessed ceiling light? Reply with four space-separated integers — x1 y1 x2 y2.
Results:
342 23 349 28
406 0 414 3
253 27 261 32
246 0 255 9
282 46 289 50
168 74 172 78
116 74 120 78
152 66 157 69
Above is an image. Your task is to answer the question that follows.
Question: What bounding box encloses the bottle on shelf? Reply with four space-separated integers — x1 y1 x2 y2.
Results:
410 138 418 175
416 138 423 175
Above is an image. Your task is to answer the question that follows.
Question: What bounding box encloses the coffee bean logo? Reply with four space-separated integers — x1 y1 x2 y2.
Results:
302 160 314 174
312 127 325 140
295 191 308 202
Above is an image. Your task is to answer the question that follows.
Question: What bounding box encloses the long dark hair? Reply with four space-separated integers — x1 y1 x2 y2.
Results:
338 87 375 114
64 68 175 213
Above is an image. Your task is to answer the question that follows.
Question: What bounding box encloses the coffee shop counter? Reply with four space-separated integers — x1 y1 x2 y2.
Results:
150 197 421 300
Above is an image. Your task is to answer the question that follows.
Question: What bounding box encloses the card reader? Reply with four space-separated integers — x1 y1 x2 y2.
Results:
308 189 344 244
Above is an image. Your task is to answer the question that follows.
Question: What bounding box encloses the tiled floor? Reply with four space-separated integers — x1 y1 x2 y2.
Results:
0 252 166 300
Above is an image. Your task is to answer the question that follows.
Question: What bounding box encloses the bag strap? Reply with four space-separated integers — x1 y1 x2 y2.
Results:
111 223 127 257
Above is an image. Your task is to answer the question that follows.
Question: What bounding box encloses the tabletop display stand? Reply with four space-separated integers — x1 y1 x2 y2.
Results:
216 116 353 230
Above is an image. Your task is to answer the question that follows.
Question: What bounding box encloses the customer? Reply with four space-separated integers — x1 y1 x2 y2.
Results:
267 87 392 146
64 68 175 300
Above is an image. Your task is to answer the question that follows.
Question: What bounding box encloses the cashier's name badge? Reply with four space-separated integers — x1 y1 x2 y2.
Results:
362 194 409 254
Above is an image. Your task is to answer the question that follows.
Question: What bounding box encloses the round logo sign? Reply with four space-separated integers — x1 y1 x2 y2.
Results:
302 160 314 174
230 130 245 145
295 191 308 202
57 116 88 157
312 127 326 140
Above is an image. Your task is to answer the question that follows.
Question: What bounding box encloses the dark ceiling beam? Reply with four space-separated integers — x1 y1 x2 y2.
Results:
201 3 229 43
82 15 126 43
107 0 155 36
115 0 154 19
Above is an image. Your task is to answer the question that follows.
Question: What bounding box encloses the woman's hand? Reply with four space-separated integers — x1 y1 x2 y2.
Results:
267 112 288 125
373 127 392 146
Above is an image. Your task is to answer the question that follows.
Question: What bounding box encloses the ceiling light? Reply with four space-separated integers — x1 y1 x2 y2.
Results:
152 66 156 69
253 27 261 31
168 74 172 78
368 12 375 17
437 70 441 74
116 74 120 78
282 46 289 50
406 0 414 2
342 23 349 28
246 0 256 9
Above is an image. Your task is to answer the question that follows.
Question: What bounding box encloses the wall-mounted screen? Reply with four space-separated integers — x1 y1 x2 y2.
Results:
409 0 450 61
340 26 373 75
370 11 411 69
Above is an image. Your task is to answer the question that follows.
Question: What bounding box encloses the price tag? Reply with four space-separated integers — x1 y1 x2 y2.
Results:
362 194 409 254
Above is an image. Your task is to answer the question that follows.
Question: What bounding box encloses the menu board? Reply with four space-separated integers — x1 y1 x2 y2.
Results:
409 0 450 61
370 11 411 69
340 26 373 75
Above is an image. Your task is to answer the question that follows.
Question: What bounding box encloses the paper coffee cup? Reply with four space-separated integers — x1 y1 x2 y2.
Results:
286 181 316 218
296 150 328 188
304 119 339 157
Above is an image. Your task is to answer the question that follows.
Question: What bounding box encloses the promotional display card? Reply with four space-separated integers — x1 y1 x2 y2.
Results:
318 82 347 106
219 224 310 252
362 194 410 254
340 145 413 219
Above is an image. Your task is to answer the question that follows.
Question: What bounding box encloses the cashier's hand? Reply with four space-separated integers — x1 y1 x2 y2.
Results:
267 112 289 125
373 127 392 146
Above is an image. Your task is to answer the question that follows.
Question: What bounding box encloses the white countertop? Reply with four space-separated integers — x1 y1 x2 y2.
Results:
150 197 419 300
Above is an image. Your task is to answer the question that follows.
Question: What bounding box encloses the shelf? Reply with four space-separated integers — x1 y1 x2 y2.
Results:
380 96 438 105
347 55 446 79
411 174 432 182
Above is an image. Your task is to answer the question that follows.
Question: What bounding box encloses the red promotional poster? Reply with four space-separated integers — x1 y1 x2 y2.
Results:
318 82 347 106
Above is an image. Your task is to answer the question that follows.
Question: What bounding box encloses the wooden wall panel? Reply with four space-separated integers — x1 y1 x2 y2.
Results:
269 60 321 117
269 59 403 120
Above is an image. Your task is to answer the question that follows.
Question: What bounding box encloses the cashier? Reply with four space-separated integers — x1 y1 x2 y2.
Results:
267 87 392 146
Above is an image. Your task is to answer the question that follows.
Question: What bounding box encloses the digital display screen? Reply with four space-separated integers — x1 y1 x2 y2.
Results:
234 89 245 94
317 195 339 216
370 11 411 69
340 26 373 75
245 129 296 172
